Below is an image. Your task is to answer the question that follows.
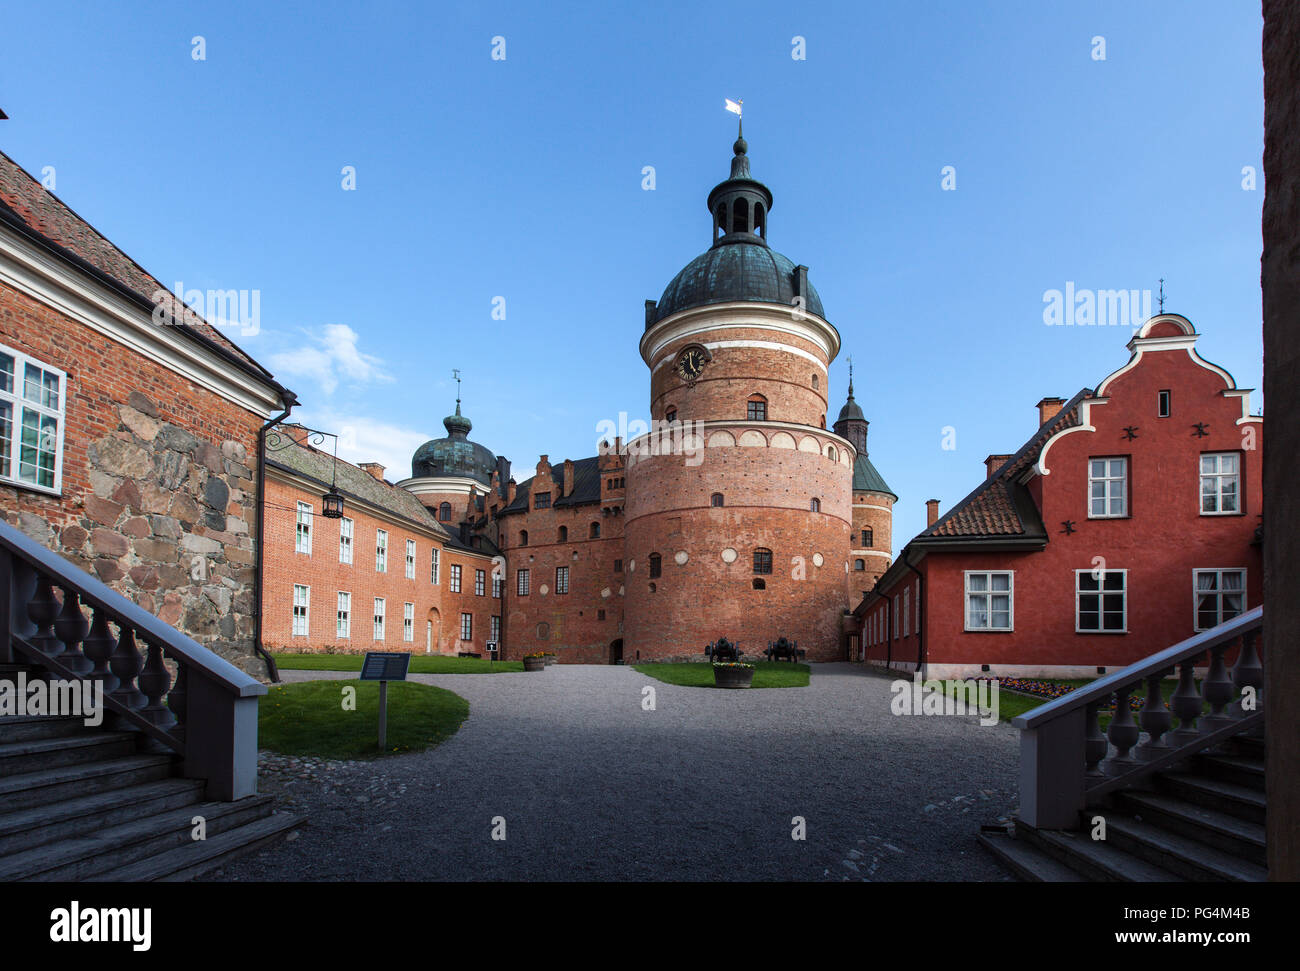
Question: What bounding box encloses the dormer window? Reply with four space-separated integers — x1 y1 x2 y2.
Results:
534 491 551 510
438 502 452 521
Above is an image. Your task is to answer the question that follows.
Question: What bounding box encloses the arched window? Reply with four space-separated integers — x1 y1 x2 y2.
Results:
519 530 528 546
558 525 568 542
854 559 866 571
747 394 767 421
710 493 724 507
812 373 818 389
754 202 765 238
716 203 727 237
590 521 601 539
438 502 451 521
648 553 662 578
733 198 749 234
753 548 773 575
862 527 873 546
665 407 677 422
810 497 821 512
827 446 837 463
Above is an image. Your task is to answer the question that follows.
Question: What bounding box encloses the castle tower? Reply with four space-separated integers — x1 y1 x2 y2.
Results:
397 392 498 526
623 131 855 661
833 363 895 595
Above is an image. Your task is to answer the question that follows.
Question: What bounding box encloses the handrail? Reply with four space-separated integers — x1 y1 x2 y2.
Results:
1014 605 1263 729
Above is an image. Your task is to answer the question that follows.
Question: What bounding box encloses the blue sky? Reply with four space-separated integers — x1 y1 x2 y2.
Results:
0 1 1264 553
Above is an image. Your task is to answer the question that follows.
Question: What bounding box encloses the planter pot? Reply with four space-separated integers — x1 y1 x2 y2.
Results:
543 655 556 667
523 657 546 672
713 665 754 689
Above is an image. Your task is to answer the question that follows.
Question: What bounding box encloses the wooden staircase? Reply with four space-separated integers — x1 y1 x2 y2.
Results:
980 732 1267 881
0 662 300 881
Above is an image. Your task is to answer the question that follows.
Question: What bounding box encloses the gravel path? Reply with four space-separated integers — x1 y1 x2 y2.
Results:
203 663 1020 881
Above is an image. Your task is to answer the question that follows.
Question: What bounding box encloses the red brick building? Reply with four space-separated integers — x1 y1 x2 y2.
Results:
0 148 292 677
855 313 1263 678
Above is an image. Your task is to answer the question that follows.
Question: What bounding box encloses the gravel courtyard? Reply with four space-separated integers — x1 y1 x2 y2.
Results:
205 663 1020 881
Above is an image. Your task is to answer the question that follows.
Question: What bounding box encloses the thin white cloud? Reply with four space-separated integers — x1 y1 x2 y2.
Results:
291 408 431 483
268 324 393 395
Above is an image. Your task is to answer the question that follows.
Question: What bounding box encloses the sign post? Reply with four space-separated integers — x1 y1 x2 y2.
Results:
359 652 411 750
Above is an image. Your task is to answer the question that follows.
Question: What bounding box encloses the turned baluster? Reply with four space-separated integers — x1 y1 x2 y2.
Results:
1171 655 1203 739
1202 642 1235 726
1232 630 1264 720
80 608 120 691
108 627 146 709
1085 702 1108 777
1138 669 1173 756
27 574 62 658
53 587 91 675
1106 685 1141 773
138 640 176 731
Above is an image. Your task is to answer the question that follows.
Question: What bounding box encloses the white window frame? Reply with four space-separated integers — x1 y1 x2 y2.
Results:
1088 457 1128 519
1199 452 1241 516
338 516 353 564
292 584 310 636
375 529 388 572
0 343 67 495
1193 569 1247 631
475 568 486 596
373 597 385 640
460 612 473 641
403 602 414 642
902 588 909 637
450 564 462 593
337 591 351 639
964 571 1014 631
296 501 313 554
431 547 440 584
893 595 900 638
1075 568 1128 634
405 539 416 578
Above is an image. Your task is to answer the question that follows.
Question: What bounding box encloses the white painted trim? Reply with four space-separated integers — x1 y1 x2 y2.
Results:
0 340 67 496
963 569 1015 632
1035 397 1105 476
640 301 841 365
851 548 892 559
396 476 486 497
0 225 284 417
854 502 893 512
651 338 828 375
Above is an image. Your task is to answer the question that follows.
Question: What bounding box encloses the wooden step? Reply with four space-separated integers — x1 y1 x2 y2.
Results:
977 830 1085 882
0 795 275 881
0 778 205 856
0 715 87 742
1017 823 1180 881
0 754 176 811
1155 771 1266 824
1101 814 1267 882
1194 753 1266 792
0 731 137 777
90 813 305 882
1115 789 1266 866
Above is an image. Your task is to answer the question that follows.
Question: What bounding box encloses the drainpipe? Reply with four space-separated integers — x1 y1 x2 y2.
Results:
254 392 298 682
902 549 924 680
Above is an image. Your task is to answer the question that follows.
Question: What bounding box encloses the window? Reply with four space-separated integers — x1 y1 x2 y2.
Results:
295 502 312 554
1194 569 1246 631
0 346 65 492
460 613 473 641
861 527 873 546
827 446 837 463
555 566 569 594
613 559 623 573
590 522 601 539
810 497 821 512
339 517 353 563
1200 453 1240 514
517 569 530 596
336 592 350 638
854 559 865 571
534 492 551 510
450 564 462 593
1158 390 1171 418
812 374 819 389
375 529 388 571
558 525 568 542
430 548 440 584
520 530 528 546
373 598 385 640
747 395 767 421
1088 457 1128 518
438 502 452 521
711 493 724 507
292 584 310 636
405 539 416 579
403 602 414 642
965 572 1013 631
1076 569 1127 633
753 548 773 575
903 588 910 637
665 407 677 422
492 573 503 598
490 615 501 644
648 553 662 578
475 569 486 596
894 596 900 638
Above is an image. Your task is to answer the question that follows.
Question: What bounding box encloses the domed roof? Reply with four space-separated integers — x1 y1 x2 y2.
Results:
411 403 496 485
837 394 864 423
654 239 824 325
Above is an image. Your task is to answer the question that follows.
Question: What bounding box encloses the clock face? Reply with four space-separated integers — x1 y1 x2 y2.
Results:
676 347 707 381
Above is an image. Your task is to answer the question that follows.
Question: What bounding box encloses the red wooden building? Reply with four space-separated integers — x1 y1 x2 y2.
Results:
855 314 1263 678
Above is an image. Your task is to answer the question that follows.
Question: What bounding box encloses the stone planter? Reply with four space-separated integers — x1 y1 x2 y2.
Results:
543 654 556 667
523 657 546 672
713 665 754 689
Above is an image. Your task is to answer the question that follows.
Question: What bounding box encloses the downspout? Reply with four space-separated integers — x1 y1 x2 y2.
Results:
902 549 924 679
254 392 298 683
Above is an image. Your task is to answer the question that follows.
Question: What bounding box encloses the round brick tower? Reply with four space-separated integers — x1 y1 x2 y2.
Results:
623 131 855 662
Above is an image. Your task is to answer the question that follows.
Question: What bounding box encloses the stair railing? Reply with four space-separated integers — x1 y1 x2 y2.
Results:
1014 605 1264 829
0 518 265 800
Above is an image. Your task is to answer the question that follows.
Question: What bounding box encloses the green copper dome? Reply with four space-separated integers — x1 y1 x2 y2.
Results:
411 402 496 485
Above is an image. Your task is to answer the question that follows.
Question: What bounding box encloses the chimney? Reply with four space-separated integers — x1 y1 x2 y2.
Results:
926 499 940 527
1036 396 1066 428
506 479 517 504
495 455 511 499
359 462 385 481
537 455 550 477
984 454 1012 479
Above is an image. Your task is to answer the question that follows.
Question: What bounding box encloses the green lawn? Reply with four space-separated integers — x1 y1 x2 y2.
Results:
272 652 523 673
260 679 469 759
634 661 810 689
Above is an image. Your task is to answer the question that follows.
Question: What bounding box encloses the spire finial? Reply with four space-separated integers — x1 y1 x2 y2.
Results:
1158 278 1165 313
452 368 462 416
847 355 854 397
